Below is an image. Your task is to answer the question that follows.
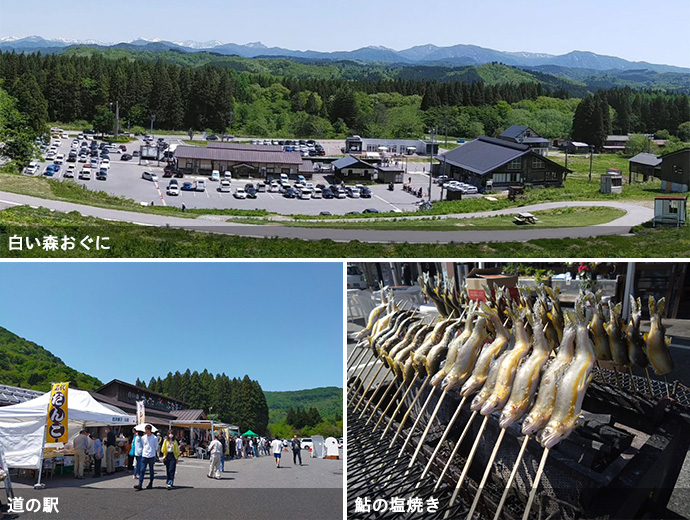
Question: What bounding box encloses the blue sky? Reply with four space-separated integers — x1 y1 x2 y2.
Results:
0 262 343 392
1 0 689 67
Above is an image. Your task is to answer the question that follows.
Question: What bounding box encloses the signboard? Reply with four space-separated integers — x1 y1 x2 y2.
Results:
46 382 69 443
136 401 145 425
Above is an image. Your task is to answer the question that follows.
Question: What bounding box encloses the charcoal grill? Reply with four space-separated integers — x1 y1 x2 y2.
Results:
347 351 690 520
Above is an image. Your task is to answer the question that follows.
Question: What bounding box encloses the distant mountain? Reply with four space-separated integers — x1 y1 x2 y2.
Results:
264 386 342 424
2 35 688 74
0 326 103 392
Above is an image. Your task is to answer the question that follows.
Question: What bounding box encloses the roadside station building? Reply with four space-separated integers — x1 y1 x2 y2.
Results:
343 136 439 155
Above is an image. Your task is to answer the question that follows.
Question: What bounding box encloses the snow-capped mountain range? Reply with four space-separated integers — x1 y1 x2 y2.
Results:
0 35 687 73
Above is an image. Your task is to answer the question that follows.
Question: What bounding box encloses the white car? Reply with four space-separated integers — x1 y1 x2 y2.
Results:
79 169 91 180
24 162 40 175
196 179 206 191
298 189 311 200
219 180 232 193
234 187 247 199
210 170 220 182
100 158 110 168
312 187 322 199
142 171 158 182
78 154 88 163
336 188 347 199
54 154 65 165
64 165 76 178
305 182 315 191
223 171 232 180
166 182 180 196
348 187 361 199
300 438 314 451
269 182 280 192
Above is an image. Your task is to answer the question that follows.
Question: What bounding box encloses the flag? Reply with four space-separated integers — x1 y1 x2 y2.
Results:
47 382 69 443
136 400 145 425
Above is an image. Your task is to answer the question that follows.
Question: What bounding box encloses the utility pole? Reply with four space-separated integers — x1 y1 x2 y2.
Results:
589 145 594 183
428 128 436 202
150 114 156 136
114 101 119 138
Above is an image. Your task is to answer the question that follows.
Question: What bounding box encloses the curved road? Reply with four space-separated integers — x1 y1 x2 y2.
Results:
0 191 653 244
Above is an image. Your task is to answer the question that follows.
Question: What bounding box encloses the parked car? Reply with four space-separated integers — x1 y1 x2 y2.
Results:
283 188 297 198
24 162 40 175
363 208 380 214
79 168 91 180
297 189 311 200
223 171 232 181
120 153 132 161
301 438 314 451
78 154 88 163
268 182 280 192
347 187 361 199
206 135 219 141
54 154 65 165
181 181 194 191
196 179 206 191
219 180 232 193
322 188 334 199
100 158 110 168
256 182 266 192
312 187 322 199
142 171 158 182
210 170 220 182
360 186 372 198
336 188 347 199
96 168 108 180
166 182 180 196
119 145 127 151
234 187 247 199
246 186 258 198
43 165 56 176
64 165 76 178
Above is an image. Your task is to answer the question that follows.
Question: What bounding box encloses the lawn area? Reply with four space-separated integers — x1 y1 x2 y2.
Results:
251 207 626 231
1 206 688 258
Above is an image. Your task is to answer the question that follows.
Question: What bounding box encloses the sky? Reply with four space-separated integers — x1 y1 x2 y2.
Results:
0 262 343 392
1 0 689 68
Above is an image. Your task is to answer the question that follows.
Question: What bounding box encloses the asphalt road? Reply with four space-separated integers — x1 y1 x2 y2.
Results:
7 451 343 520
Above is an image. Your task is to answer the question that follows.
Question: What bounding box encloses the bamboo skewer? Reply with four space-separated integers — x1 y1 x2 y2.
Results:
521 447 550 520
408 388 447 468
396 385 437 459
360 369 396 420
347 349 376 401
366 377 403 426
387 374 430 445
371 379 406 430
493 434 530 520
433 410 478 492
444 414 490 518
347 342 369 371
466 428 506 520
644 367 654 395
353 363 390 413
381 374 418 438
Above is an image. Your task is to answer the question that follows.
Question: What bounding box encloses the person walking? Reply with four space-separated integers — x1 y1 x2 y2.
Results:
291 435 302 466
104 427 117 475
271 435 283 469
235 436 243 459
72 430 89 479
207 432 222 480
160 430 180 490
134 425 158 491
252 437 258 458
91 434 103 478
228 436 236 460
132 430 144 480
127 428 137 472
218 432 226 472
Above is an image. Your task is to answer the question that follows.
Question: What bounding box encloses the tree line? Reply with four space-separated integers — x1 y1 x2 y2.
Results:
136 370 269 436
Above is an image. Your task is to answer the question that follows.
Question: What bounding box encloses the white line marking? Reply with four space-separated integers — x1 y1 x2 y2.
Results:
374 194 401 212
0 200 21 206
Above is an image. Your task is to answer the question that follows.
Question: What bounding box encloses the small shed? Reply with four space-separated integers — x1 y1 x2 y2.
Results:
629 152 661 183
376 164 404 184
601 170 623 194
653 195 686 227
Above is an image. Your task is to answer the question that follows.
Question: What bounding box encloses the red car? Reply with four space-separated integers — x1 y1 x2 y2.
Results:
119 145 127 151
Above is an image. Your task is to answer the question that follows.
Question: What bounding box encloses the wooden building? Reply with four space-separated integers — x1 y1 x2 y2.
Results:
174 144 303 178
658 148 690 192
628 152 661 183
498 125 550 156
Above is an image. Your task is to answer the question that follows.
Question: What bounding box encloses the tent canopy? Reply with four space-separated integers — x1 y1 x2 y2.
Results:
242 430 259 437
0 388 135 469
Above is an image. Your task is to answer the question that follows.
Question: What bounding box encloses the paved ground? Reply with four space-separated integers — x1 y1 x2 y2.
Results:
0 191 652 245
6 451 343 519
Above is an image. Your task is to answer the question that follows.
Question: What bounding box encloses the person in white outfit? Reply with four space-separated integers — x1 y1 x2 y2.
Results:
271 435 283 468
207 432 222 480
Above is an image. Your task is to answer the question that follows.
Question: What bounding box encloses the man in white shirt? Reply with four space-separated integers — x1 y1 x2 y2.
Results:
271 435 283 468
134 425 158 491
207 432 222 480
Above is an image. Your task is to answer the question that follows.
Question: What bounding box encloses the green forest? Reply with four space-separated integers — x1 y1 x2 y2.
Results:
0 326 103 391
136 371 269 436
264 386 343 423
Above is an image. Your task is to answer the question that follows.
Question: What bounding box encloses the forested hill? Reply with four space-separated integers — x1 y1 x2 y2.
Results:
0 326 103 391
264 387 343 424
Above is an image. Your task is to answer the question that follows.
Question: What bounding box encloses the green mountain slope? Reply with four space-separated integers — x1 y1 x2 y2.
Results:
264 386 343 423
0 326 103 391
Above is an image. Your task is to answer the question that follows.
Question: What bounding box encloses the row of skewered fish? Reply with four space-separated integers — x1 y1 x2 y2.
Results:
352 283 675 449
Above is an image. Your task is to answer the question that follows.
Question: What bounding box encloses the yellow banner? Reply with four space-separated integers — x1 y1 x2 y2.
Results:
47 382 69 443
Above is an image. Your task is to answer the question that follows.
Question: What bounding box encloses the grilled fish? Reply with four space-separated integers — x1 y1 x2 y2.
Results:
607 302 630 367
423 319 464 377
410 317 455 373
545 286 565 343
441 317 488 391
461 302 510 397
625 296 649 368
430 305 478 386
479 305 532 416
585 290 612 361
355 300 388 341
645 297 674 376
539 298 595 449
499 302 552 428
522 310 577 436
391 325 432 378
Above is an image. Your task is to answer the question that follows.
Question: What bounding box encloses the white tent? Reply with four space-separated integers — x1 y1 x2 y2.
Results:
0 388 136 469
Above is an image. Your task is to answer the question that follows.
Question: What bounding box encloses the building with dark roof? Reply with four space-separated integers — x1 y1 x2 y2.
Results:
658 148 690 193
498 125 550 156
603 135 630 153
436 136 569 190
629 152 661 183
332 156 377 181
0 384 44 406
175 144 303 178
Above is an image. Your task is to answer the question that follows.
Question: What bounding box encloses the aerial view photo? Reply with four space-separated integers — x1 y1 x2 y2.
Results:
0 262 343 519
0 0 688 257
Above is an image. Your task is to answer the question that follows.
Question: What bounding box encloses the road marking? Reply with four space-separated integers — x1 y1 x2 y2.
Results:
0 200 21 206
374 194 401 212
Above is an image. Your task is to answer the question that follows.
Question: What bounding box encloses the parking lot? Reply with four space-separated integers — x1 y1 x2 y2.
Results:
28 133 475 215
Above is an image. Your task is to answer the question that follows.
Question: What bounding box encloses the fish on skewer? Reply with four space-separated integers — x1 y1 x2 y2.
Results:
390 324 432 379
430 306 478 387
423 318 465 377
460 302 511 397
545 286 565 343
585 290 613 361
539 298 596 449
499 301 552 428
607 302 630 367
645 296 674 376
372 310 412 353
440 315 488 391
480 304 532 416
354 294 391 341
410 316 456 373
521 310 577 435
378 314 420 358
625 296 649 368
386 321 427 364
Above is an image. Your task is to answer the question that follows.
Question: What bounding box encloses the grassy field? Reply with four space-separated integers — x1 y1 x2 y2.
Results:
231 207 626 231
1 206 688 258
